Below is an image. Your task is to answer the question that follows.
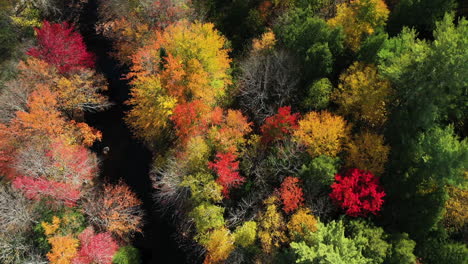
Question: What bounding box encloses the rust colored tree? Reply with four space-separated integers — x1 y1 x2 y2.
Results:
330 168 385 217
28 21 94 73
82 182 143 238
279 176 304 214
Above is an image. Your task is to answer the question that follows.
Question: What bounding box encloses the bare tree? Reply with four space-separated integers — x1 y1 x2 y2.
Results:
0 184 36 235
0 79 34 123
238 49 300 124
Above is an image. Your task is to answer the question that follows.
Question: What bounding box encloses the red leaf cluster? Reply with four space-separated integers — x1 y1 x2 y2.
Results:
171 100 214 144
12 176 81 207
208 152 245 198
261 106 300 144
330 168 386 217
279 176 304 213
28 21 94 73
72 227 119 264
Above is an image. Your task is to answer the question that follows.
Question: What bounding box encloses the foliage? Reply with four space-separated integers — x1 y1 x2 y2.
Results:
328 0 389 51
346 132 390 175
190 203 225 244
233 221 257 248
275 8 344 79
294 111 348 157
46 235 79 264
385 233 417 264
171 100 213 144
346 219 390 264
257 196 287 253
378 14 468 140
261 106 300 144
27 21 94 73
332 62 393 127
290 220 370 264
207 109 252 153
330 168 385 217
82 183 143 238
180 172 223 204
126 20 231 142
203 227 235 264
300 155 340 186
287 208 317 240
73 227 119 264
302 78 333 110
112 246 140 264
279 176 304 214
208 152 245 198
444 185 468 232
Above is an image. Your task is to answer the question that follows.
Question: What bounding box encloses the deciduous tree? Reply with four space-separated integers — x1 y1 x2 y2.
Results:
208 152 245 198
279 176 304 214
330 168 385 217
328 0 389 51
73 227 119 264
260 106 299 144
332 62 392 128
294 111 348 158
28 21 94 73
346 132 389 175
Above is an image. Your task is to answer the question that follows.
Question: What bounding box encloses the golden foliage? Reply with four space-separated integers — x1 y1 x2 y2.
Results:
42 216 61 236
208 109 252 153
126 20 232 141
204 228 235 264
252 30 276 52
257 196 287 253
444 184 468 232
287 208 318 239
332 62 393 127
294 111 348 157
46 235 79 264
328 0 389 51
346 132 390 175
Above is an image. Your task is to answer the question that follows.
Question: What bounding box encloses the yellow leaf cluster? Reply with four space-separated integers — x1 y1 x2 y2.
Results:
257 196 287 253
42 216 61 236
294 111 348 158
203 228 235 264
287 208 318 239
328 0 389 51
444 184 468 232
46 235 79 264
346 131 390 175
252 30 276 52
332 62 393 127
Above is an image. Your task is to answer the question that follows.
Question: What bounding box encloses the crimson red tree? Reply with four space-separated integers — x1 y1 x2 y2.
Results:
260 106 300 144
208 152 245 198
279 176 304 214
72 227 119 264
330 168 386 217
28 21 94 73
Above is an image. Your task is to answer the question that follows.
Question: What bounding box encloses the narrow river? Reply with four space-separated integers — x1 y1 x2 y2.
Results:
78 0 186 263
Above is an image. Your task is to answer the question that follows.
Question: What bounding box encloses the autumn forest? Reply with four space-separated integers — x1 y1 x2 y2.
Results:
0 0 467 263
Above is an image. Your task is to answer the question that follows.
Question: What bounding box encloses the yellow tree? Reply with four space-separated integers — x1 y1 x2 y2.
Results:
46 235 79 264
332 62 393 127
287 208 318 240
346 131 390 175
328 0 389 51
203 227 235 264
257 196 287 254
444 183 468 232
294 111 348 157
126 20 232 142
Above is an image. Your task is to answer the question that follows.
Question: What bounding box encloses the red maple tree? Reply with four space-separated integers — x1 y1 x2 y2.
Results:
208 152 245 198
261 106 300 144
330 168 386 217
72 227 119 264
171 100 213 144
28 21 94 73
12 176 81 207
279 176 304 213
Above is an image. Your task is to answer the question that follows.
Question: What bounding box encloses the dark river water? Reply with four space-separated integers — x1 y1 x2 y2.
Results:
78 1 186 263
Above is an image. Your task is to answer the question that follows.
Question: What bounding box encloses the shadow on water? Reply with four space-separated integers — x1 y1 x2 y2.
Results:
78 1 186 263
